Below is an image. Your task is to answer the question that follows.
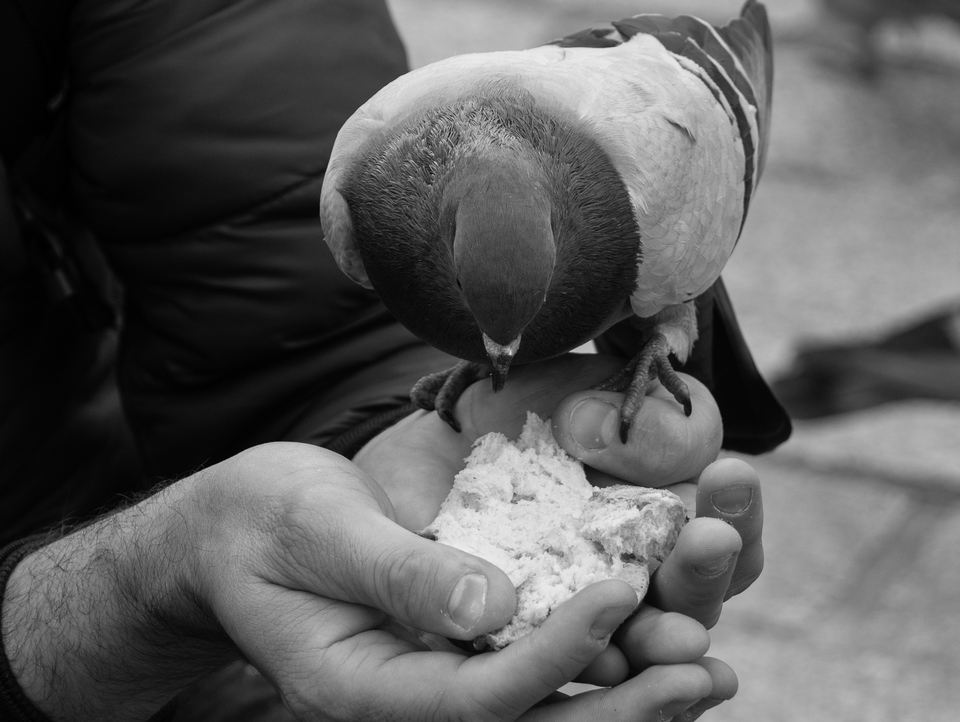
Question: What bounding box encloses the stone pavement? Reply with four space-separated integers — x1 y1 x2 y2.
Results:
386 2 960 719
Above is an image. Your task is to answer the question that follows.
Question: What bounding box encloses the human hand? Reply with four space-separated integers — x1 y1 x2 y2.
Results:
1 440 710 722
355 354 762 625
184 442 717 721
548 359 762 719
551 367 763 627
354 352 764 716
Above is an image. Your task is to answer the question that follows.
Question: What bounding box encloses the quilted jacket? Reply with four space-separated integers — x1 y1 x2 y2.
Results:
1 0 454 545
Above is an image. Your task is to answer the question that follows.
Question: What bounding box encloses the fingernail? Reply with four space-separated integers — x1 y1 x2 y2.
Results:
571 399 619 451
448 573 487 631
710 484 753 515
658 697 704 721
589 603 634 641
693 553 735 578
673 697 724 721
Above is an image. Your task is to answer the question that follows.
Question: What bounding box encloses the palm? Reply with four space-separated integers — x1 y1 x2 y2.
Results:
353 408 471 530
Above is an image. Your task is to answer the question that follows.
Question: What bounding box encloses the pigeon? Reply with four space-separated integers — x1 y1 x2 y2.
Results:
321 1 775 442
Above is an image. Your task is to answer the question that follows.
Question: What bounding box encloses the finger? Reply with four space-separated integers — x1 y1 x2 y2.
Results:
551 374 723 487
454 353 622 441
647 517 742 628
337 516 517 639
698 655 738 701
695 458 763 599
525 663 713 722
574 644 630 687
671 657 739 722
576 606 712 686
613 605 710 673
457 580 640 719
262 466 517 640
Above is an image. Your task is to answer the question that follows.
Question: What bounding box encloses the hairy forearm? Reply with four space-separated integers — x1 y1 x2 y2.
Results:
1 478 238 721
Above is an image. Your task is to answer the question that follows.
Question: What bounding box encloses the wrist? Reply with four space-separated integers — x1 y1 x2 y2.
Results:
0 536 54 722
1 480 237 721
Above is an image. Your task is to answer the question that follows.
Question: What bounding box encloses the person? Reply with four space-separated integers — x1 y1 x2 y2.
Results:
0 0 786 720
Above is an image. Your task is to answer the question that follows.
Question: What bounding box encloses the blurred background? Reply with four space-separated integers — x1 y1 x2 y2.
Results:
385 1 960 720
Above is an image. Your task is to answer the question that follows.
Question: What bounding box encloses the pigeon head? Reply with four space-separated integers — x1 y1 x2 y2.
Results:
443 147 555 387
341 91 639 378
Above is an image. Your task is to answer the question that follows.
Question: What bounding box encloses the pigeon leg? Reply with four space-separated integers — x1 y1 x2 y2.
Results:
595 331 692 443
593 354 641 393
410 360 493 432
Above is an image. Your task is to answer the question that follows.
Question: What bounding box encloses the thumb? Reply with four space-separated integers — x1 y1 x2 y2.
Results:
235 450 519 641
551 375 721 487
274 491 518 639
357 516 519 639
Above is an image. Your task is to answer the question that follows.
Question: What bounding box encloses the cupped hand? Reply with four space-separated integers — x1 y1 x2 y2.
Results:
354 352 764 715
354 353 763 622
187 442 715 721
551 371 764 627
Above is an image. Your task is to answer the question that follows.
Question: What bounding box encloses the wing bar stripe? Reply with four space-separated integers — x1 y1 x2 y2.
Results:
613 17 759 233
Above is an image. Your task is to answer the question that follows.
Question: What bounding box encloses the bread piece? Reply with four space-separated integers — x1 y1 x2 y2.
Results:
420 412 687 650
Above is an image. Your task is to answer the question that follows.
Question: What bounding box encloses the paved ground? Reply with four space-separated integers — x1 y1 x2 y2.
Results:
386 2 960 719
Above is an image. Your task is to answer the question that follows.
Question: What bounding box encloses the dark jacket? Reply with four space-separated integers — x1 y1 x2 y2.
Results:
1 0 453 545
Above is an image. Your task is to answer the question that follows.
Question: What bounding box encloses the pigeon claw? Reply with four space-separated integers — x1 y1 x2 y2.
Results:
410 360 493 433
594 331 692 443
411 369 451 410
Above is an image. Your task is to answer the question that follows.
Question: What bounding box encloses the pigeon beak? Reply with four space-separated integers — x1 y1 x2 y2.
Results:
483 333 521 393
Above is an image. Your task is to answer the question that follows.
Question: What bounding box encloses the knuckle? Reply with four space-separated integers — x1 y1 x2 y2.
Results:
458 686 520 722
372 546 437 615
